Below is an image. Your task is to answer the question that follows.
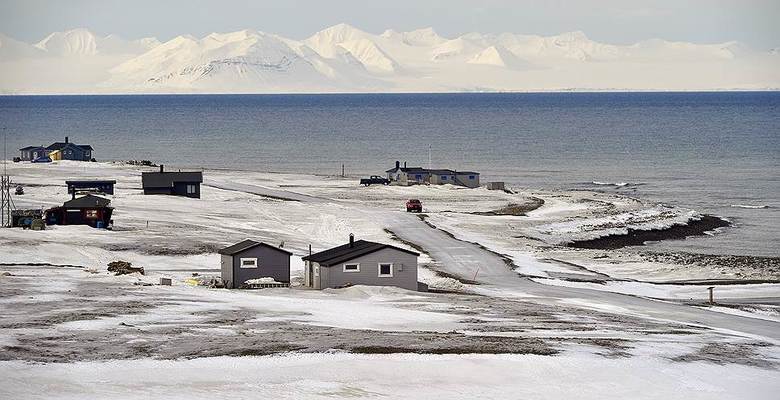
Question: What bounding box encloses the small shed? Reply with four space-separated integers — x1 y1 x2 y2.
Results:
302 234 420 291
486 182 505 191
218 239 293 289
66 180 116 195
45 194 113 228
141 165 203 198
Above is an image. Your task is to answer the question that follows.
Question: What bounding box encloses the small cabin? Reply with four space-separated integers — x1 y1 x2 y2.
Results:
141 165 203 198
66 180 116 195
45 194 113 229
218 239 293 289
302 234 421 291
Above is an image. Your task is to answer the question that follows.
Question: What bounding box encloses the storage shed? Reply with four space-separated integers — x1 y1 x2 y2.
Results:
218 239 293 289
302 234 420 291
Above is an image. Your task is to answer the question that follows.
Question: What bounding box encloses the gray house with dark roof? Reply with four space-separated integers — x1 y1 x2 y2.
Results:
141 165 203 198
218 239 293 289
385 161 480 188
302 234 421 291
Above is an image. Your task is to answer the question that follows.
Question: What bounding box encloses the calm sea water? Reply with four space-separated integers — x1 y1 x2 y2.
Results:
1 93 778 257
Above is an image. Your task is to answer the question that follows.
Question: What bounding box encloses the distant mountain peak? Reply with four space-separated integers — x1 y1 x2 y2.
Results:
2 26 778 93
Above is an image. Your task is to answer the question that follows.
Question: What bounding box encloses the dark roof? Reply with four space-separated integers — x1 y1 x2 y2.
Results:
47 142 91 152
302 240 419 267
385 166 479 175
19 146 44 151
385 166 424 173
63 194 111 208
65 180 117 185
46 142 68 151
218 239 293 256
141 171 203 188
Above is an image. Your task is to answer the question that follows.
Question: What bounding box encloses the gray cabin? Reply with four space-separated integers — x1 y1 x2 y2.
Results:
302 235 420 291
218 239 293 289
141 165 203 198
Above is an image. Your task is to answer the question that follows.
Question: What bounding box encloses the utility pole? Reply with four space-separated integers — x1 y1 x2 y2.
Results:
1 128 15 228
428 144 432 170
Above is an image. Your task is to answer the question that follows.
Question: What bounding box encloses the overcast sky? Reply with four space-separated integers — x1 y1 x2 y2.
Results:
1 0 778 48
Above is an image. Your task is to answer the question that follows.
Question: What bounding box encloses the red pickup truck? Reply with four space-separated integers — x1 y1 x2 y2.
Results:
406 199 422 213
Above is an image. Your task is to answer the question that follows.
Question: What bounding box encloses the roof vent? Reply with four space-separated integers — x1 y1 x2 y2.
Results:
159 164 164 173
349 233 354 247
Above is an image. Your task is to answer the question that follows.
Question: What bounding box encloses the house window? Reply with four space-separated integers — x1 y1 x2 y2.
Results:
378 263 393 277
415 174 422 180
239 258 258 268
469 175 475 180
186 184 197 194
343 263 360 273
85 210 99 219
441 176 447 180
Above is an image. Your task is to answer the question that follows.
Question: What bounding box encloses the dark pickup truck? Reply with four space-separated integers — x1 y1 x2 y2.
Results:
360 176 390 186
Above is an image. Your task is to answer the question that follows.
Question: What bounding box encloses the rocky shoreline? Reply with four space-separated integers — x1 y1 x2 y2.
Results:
566 215 731 250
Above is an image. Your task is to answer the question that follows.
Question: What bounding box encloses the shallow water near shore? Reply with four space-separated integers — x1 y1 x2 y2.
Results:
1 92 778 256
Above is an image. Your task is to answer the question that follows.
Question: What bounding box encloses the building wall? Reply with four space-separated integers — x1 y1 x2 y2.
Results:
319 247 418 291
57 144 89 161
143 187 173 195
173 182 200 198
303 261 323 289
455 173 480 188
229 246 291 288
220 254 235 288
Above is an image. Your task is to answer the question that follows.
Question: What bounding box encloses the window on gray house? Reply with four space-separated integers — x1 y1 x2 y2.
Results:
378 263 393 277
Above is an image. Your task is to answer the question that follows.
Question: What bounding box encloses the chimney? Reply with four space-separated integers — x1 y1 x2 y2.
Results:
71 192 76 200
395 160 400 170
349 233 354 247
159 164 164 173
65 136 69 144
404 161 407 168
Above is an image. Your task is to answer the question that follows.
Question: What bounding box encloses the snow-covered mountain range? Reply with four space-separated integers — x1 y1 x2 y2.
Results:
1 24 778 93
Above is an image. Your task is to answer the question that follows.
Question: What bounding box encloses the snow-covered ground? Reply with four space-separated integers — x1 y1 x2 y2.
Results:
3 351 779 400
1 161 779 398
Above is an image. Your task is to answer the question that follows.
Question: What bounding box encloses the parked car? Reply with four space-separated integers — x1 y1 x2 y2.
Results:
31 156 52 163
406 199 422 212
359 176 390 186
